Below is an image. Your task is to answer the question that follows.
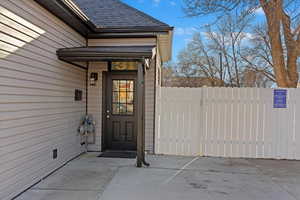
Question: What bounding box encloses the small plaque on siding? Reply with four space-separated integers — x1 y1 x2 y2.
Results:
274 89 287 108
75 89 83 101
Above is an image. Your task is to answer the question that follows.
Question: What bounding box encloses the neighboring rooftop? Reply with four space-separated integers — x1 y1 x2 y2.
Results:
72 0 172 30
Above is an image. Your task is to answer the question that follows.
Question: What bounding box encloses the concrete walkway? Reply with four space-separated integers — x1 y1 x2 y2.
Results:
16 153 300 200
15 153 134 200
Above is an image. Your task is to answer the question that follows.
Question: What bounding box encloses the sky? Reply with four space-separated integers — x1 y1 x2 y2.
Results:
122 0 266 62
122 0 211 61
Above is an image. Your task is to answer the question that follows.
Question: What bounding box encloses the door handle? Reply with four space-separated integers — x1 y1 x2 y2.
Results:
106 115 110 119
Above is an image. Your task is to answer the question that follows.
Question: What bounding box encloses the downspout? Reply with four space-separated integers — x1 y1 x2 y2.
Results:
85 38 89 115
81 39 89 147
86 62 89 115
84 39 96 146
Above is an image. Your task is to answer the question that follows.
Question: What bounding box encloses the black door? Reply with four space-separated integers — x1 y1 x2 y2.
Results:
105 72 137 150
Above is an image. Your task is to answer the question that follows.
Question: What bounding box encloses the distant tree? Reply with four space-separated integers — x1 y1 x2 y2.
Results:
240 68 271 87
205 13 253 87
240 24 276 84
161 62 177 86
183 0 300 87
177 33 226 86
175 13 255 87
162 61 225 87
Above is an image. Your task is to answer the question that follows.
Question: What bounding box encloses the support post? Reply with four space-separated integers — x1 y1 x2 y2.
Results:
137 62 144 167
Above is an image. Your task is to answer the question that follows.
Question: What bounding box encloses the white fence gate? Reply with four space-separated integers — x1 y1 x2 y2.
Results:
155 87 300 160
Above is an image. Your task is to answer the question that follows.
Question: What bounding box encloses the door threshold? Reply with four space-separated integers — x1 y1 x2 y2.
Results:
98 150 137 159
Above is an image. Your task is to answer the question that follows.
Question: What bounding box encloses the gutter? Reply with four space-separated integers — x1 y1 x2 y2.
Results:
33 0 91 36
88 32 164 39
91 26 174 33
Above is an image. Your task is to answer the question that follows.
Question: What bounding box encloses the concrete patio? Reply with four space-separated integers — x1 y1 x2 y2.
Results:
16 153 300 200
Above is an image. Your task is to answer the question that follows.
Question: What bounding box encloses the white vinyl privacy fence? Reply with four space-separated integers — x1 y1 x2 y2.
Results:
155 87 300 160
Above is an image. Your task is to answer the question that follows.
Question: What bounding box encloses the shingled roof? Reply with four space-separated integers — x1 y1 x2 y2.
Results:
72 0 172 30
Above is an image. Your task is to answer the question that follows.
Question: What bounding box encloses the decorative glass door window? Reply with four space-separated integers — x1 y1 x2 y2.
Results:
112 80 134 115
111 62 138 71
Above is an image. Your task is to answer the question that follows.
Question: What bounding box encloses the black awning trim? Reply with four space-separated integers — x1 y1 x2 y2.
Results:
57 46 154 62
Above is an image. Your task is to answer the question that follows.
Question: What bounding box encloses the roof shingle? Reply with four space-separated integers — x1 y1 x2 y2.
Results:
72 0 171 29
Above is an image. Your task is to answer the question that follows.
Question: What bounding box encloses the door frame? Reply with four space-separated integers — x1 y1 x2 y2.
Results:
101 71 107 151
101 70 139 152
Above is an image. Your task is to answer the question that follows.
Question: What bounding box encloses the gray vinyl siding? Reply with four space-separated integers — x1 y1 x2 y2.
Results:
154 45 162 154
145 62 156 152
0 1 86 199
87 62 108 152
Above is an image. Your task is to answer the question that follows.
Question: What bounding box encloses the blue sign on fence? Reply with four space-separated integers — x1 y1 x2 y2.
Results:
274 89 287 108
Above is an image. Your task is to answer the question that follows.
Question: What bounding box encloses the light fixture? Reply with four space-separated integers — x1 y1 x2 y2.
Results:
90 72 98 86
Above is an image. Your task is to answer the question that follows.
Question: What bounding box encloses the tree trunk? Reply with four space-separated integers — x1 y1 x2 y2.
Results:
281 11 299 87
262 0 288 87
260 0 299 88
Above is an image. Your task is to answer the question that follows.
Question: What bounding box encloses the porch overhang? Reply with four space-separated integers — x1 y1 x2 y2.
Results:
57 46 155 62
